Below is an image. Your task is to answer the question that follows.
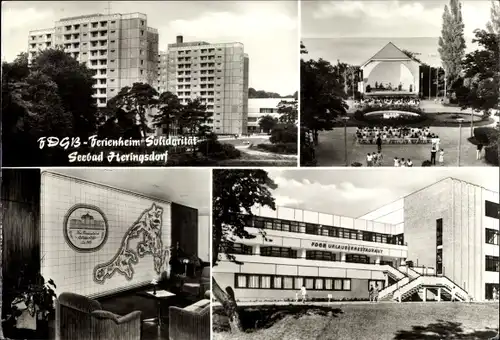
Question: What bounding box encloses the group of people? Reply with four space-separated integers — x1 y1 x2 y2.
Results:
356 126 437 143
392 157 414 167
354 96 420 108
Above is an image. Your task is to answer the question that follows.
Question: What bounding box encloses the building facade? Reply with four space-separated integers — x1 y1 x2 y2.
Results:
247 97 295 133
28 13 159 108
157 36 249 135
213 178 499 302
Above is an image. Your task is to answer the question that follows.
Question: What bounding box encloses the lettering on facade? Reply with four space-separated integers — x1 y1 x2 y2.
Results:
310 241 383 254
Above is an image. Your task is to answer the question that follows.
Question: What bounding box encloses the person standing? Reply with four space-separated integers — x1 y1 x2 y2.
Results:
376 136 382 152
300 285 307 303
451 286 457 302
376 151 383 166
366 153 373 167
407 159 413 167
430 143 437 165
369 285 374 302
373 284 380 303
394 157 400 167
477 143 484 160
439 149 445 166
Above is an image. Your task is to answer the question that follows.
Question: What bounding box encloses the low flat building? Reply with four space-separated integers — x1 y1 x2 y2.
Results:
247 97 295 133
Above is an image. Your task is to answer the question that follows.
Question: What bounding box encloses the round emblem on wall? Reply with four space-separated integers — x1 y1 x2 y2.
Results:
63 204 109 252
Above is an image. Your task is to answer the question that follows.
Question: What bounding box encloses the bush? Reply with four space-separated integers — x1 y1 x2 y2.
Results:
256 143 297 154
210 143 241 160
300 145 316 166
353 105 426 126
474 126 498 145
351 162 363 167
422 160 432 166
485 144 499 166
270 124 297 144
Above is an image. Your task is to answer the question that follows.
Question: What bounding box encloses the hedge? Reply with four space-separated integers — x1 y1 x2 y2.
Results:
473 126 498 145
256 143 297 155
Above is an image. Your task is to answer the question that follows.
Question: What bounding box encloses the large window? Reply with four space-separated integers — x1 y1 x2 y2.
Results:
485 200 499 219
228 243 253 255
486 229 499 245
485 255 499 272
260 246 297 259
306 250 336 262
235 274 351 291
436 218 443 246
436 249 443 274
485 283 499 300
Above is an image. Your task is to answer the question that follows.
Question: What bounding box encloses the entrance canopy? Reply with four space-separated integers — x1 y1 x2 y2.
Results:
359 42 421 96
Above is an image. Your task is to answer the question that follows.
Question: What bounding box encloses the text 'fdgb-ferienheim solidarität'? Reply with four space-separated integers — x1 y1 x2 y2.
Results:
36 135 199 164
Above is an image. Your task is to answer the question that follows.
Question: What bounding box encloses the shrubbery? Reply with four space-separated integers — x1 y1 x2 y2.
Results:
485 145 499 165
473 126 498 145
353 105 426 126
270 123 297 144
256 143 297 154
197 133 241 160
422 160 432 166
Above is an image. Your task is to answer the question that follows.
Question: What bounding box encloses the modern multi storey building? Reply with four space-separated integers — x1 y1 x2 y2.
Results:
247 97 295 133
157 36 249 135
28 13 159 108
213 177 499 302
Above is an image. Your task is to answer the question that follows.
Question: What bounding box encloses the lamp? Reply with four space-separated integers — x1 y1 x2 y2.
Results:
151 278 158 295
456 118 464 167
341 116 350 166
182 259 190 276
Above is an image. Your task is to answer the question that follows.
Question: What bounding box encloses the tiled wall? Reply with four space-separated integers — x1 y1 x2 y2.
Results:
40 171 171 298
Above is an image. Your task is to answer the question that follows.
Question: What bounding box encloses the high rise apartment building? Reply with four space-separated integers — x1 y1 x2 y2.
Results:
157 36 249 135
28 13 158 108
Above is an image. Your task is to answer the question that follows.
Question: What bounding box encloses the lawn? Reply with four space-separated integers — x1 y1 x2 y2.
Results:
213 303 499 340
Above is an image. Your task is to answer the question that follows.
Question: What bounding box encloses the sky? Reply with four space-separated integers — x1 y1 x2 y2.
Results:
1 1 299 95
266 168 499 218
301 0 494 66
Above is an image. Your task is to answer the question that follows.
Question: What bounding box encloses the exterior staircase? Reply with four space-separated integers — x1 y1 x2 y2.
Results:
378 265 469 302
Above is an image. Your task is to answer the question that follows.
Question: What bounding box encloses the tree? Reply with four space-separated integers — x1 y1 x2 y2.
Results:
438 0 466 92
300 41 308 54
301 51 348 144
277 99 298 125
212 170 277 332
2 53 74 166
107 82 159 139
455 28 500 135
30 48 98 138
150 91 183 136
401 49 422 63
179 97 212 135
258 114 278 133
248 88 282 98
486 0 500 35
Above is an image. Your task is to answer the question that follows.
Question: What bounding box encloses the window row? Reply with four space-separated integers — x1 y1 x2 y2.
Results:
229 244 373 264
237 214 404 245
235 274 352 291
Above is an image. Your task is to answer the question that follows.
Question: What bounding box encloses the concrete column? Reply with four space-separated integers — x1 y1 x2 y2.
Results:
341 252 346 262
254 244 260 255
423 288 427 302
437 288 441 302
384 274 389 288
300 249 307 259
375 256 381 265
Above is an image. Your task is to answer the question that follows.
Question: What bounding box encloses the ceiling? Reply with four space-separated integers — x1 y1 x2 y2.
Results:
42 168 211 215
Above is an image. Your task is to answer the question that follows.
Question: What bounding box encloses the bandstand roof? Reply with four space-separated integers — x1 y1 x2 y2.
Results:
361 42 419 68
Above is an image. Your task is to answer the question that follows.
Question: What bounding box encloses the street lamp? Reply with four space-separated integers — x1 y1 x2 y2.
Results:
457 118 464 166
341 116 350 166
